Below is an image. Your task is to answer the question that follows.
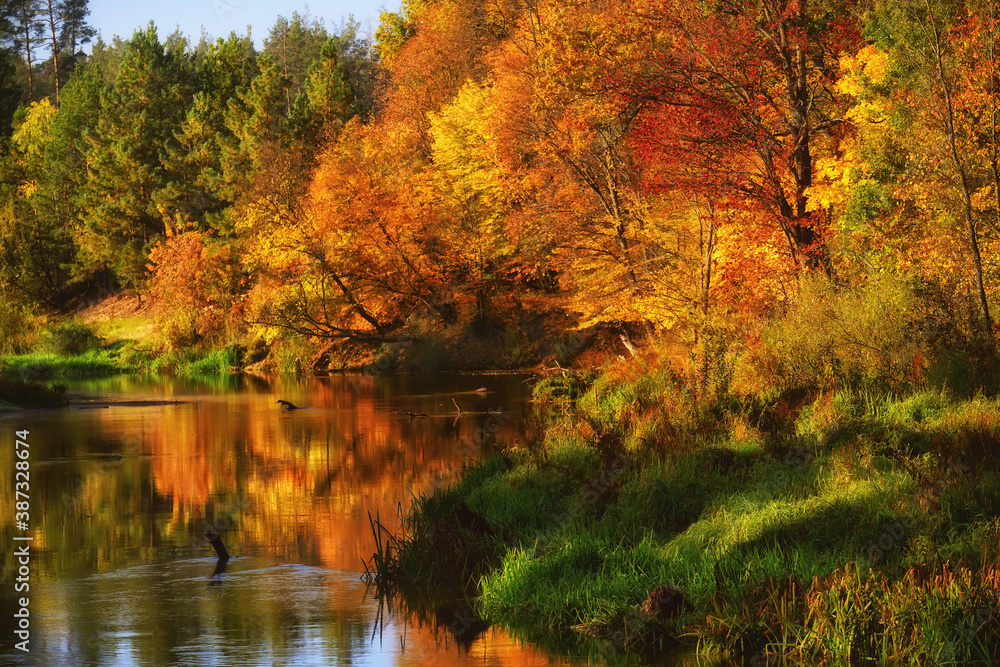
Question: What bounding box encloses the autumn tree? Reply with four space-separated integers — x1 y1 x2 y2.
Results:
376 0 505 153
147 228 240 346
862 0 995 340
246 119 447 343
628 0 860 275
474 0 685 335
426 80 516 325
243 0 511 344
222 51 328 345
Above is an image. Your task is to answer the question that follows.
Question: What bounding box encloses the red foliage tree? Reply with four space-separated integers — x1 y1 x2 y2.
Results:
628 0 862 273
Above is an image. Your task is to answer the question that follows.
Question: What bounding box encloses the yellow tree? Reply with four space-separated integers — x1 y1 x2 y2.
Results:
0 99 76 308
869 0 996 336
375 0 504 154
426 80 516 324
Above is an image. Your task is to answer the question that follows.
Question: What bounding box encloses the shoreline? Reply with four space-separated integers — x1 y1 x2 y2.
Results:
367 366 1000 664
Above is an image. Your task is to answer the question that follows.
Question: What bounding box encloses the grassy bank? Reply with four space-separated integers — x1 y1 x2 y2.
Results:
0 300 253 383
368 349 1000 663
0 341 244 379
1 291 616 380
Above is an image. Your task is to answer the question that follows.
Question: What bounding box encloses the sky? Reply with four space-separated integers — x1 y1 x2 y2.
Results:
86 0 400 49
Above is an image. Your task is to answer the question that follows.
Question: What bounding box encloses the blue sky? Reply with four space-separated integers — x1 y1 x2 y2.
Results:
87 0 400 48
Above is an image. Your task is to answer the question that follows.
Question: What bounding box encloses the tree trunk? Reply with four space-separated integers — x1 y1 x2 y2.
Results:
927 5 994 342
44 0 59 104
19 8 36 101
619 332 638 357
697 201 717 398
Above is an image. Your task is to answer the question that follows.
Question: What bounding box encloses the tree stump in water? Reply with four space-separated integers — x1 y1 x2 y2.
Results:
206 531 230 562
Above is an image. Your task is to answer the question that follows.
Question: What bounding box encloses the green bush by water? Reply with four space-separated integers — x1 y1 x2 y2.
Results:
36 321 102 355
0 301 36 355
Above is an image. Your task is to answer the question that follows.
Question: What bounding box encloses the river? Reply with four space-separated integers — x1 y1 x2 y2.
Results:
0 373 721 666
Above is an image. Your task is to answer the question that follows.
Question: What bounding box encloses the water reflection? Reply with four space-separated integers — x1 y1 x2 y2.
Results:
0 373 573 665
0 373 724 666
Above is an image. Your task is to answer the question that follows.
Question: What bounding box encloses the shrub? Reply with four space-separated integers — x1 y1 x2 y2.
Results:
270 336 314 374
730 275 926 397
578 350 717 452
533 370 596 417
147 229 241 348
36 321 101 355
0 300 36 355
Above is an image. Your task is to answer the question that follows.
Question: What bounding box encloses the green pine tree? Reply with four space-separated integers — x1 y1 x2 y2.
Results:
154 32 257 234
77 22 194 292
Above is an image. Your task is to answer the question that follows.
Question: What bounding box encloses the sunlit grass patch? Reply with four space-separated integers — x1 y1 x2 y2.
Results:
881 390 950 424
90 315 156 345
479 531 672 631
676 470 909 556
1 349 130 378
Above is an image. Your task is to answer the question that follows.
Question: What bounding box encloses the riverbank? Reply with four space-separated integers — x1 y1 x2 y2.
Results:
0 293 625 392
0 294 244 388
368 353 1000 664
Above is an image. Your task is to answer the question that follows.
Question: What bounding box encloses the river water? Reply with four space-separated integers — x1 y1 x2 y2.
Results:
0 373 720 666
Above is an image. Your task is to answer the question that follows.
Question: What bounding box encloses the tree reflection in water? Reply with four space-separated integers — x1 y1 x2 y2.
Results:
0 373 594 666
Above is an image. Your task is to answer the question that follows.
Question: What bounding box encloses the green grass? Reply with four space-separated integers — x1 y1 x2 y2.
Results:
150 345 241 374
1 348 135 378
88 315 156 346
2 337 242 379
369 364 1000 663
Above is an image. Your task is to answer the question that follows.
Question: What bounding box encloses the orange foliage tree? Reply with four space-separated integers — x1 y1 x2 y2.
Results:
244 119 450 343
147 228 241 346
